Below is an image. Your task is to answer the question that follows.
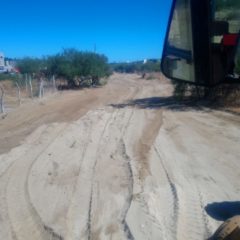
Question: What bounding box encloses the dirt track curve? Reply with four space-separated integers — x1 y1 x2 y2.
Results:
0 73 239 240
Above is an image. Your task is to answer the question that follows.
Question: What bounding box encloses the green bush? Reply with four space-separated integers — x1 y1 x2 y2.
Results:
0 74 11 81
236 59 240 74
0 73 21 82
216 0 240 11
17 58 44 75
16 48 111 88
46 49 111 87
110 60 161 74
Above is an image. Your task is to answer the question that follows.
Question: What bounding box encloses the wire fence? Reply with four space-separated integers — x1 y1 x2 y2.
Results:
0 75 57 114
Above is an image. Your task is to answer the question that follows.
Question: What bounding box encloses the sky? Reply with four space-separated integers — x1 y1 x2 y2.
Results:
1 0 172 62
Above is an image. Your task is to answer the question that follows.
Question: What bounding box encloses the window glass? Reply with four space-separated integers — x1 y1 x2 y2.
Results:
214 0 240 34
163 0 195 82
168 0 193 50
212 1 240 77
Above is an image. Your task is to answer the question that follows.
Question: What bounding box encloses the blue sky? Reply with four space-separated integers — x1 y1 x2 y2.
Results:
1 0 172 62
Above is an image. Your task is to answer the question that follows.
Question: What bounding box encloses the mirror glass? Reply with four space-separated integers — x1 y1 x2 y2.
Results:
162 0 195 82
212 0 240 79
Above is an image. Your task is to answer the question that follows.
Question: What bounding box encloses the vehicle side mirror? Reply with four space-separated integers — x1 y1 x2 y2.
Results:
161 0 240 86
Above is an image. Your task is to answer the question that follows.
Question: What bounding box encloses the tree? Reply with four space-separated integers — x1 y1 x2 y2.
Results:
16 49 111 90
215 0 240 11
111 60 161 74
46 49 111 87
17 58 43 75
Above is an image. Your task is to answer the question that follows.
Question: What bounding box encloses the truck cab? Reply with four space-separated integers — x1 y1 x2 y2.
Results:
161 0 240 86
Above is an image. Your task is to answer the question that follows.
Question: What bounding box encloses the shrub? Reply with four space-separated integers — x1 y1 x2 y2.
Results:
110 60 161 74
16 48 111 88
46 49 111 87
0 73 20 81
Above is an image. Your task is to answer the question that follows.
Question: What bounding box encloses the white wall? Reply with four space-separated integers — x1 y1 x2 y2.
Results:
0 52 5 67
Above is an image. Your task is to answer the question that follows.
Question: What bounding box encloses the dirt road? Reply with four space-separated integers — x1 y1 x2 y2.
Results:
0 73 239 240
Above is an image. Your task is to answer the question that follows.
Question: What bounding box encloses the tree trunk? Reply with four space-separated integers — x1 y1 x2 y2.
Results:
38 78 44 98
0 84 5 114
15 82 21 106
29 75 33 99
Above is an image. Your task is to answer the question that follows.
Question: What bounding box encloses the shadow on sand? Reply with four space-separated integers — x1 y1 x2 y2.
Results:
205 202 240 239
110 96 211 112
205 201 240 221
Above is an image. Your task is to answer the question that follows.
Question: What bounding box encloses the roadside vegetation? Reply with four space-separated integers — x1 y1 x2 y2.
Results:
216 0 240 11
0 48 111 86
17 49 111 88
0 48 111 114
172 81 240 109
110 60 161 74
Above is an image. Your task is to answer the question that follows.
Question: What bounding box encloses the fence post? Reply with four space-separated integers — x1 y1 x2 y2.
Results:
15 81 21 106
52 75 56 92
39 78 44 98
0 84 5 114
25 73 28 93
29 75 33 99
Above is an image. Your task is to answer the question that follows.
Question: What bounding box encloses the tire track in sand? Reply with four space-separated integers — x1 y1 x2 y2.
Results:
124 109 165 240
65 109 116 240
0 125 51 240
154 146 179 240
85 108 135 240
66 83 140 240
87 110 117 240
119 140 135 240
6 123 67 240
118 109 137 240
153 111 216 240
87 83 139 240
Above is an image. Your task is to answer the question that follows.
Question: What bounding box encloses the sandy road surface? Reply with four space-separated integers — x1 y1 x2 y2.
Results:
0 73 239 240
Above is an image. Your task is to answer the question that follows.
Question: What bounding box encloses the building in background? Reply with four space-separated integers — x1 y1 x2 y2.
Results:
0 52 4 67
0 52 6 73
0 52 17 73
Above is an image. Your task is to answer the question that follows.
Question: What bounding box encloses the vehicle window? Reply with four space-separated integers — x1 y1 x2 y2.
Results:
212 1 240 77
162 0 195 82
168 0 193 50
214 0 240 34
